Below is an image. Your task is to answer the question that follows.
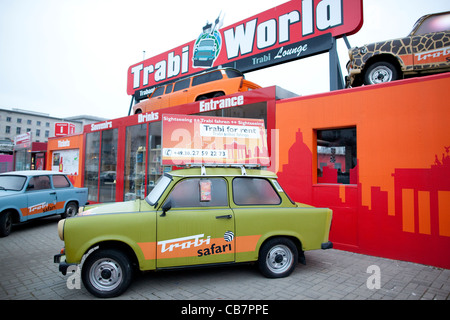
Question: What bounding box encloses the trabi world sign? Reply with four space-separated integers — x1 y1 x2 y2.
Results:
127 0 363 96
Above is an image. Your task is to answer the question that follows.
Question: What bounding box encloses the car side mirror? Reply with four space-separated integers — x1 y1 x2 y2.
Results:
160 200 172 217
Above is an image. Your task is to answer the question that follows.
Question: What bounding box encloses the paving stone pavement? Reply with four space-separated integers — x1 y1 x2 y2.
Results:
0 215 449 301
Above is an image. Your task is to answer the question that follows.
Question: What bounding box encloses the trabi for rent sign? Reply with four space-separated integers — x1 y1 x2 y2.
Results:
161 114 269 166
127 0 363 96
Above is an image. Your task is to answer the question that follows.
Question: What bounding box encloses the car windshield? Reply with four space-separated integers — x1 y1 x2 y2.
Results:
199 39 214 47
145 174 172 206
0 175 27 191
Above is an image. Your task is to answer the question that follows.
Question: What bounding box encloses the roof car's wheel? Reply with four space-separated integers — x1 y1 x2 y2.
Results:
364 61 399 85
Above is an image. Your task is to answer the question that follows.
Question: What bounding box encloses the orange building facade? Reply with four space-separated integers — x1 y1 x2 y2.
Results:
44 73 450 269
46 134 84 188
275 73 450 268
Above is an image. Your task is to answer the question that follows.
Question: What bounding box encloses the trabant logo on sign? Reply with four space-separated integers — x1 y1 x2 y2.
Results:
158 232 234 259
127 0 363 95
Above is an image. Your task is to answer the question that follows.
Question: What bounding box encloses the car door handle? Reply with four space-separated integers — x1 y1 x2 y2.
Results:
216 214 232 219
49 192 56 195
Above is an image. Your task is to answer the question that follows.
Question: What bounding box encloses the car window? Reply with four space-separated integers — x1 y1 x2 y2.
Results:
152 86 165 98
0 175 26 191
165 178 228 208
415 13 450 35
146 175 172 205
173 78 191 92
52 175 71 188
233 177 281 205
225 69 244 79
165 84 173 94
192 70 223 86
27 175 51 191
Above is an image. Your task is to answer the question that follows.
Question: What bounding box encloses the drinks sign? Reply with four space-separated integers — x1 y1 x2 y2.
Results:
127 0 363 96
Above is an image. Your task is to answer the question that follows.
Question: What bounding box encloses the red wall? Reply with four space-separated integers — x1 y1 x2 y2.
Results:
275 73 450 269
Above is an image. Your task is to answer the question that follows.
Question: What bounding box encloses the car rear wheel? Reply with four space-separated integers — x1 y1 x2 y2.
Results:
81 249 133 298
61 201 78 218
258 238 298 278
364 61 399 85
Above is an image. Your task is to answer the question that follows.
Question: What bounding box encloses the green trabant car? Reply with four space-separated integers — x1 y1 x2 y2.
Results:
55 167 333 298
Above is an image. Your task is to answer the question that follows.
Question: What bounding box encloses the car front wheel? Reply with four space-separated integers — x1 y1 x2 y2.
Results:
258 238 298 278
364 61 399 85
81 249 133 298
0 211 12 237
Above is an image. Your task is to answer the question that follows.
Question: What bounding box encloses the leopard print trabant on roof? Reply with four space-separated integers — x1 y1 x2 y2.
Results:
346 11 450 87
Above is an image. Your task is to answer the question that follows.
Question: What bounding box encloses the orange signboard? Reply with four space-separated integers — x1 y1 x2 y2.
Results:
161 114 269 166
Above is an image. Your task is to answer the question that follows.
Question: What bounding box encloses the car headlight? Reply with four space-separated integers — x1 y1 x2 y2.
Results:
58 219 65 241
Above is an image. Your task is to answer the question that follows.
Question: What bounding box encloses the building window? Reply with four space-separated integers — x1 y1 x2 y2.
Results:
5 126 10 134
27 120 32 125
84 132 100 202
45 130 49 138
99 129 118 203
36 129 40 137
16 127 21 134
37 121 41 126
6 117 11 122
46 122 50 127
317 127 357 184
124 124 147 201
17 118 22 124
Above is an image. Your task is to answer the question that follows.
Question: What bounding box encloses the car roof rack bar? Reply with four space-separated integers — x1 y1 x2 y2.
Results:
182 163 260 176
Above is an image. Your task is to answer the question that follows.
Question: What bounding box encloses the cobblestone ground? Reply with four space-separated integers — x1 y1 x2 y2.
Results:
0 215 449 301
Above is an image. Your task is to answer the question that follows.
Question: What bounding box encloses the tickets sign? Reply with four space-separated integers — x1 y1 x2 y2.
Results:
127 0 363 96
161 114 269 166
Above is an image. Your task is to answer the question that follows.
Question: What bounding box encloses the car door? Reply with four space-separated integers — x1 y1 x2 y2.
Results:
168 78 190 107
25 175 58 220
51 174 74 214
148 86 167 109
156 177 235 268
411 13 450 71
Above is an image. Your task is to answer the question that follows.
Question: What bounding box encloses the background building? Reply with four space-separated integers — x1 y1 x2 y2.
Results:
0 108 106 171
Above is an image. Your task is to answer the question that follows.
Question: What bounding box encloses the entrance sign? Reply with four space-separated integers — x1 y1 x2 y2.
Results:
161 114 269 166
127 0 363 96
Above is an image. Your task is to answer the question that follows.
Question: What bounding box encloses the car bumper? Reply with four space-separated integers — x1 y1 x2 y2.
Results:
321 241 333 250
54 253 76 275
345 68 362 88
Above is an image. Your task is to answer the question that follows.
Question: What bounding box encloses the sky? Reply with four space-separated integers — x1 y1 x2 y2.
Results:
0 0 449 120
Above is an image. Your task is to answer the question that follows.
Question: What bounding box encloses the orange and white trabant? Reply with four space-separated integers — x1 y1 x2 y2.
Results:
132 68 261 114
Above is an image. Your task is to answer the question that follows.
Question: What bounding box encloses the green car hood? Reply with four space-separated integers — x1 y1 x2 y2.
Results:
77 200 142 216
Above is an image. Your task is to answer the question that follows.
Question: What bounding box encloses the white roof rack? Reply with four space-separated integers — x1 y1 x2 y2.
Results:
189 164 257 176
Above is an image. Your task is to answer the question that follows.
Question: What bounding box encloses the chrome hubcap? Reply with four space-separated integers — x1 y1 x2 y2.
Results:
89 258 123 292
266 245 293 274
369 66 393 84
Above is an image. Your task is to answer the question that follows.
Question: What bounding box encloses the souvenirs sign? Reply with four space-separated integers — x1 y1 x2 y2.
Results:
161 114 269 166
